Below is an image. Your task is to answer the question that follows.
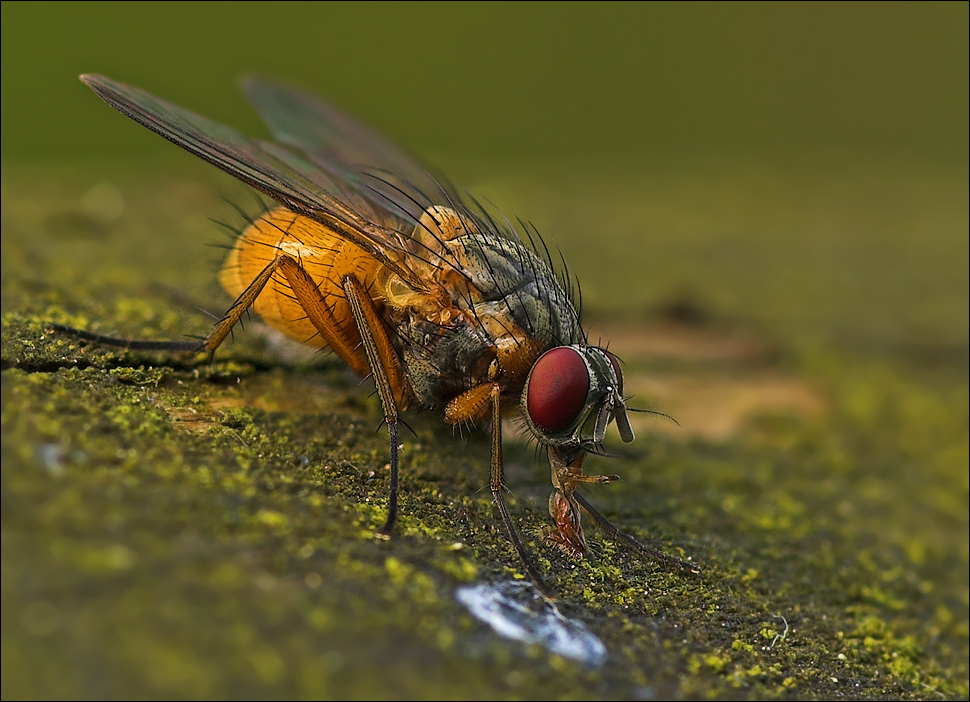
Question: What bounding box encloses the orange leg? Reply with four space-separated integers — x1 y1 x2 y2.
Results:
212 260 412 537
57 254 412 542
341 273 410 536
202 255 370 376
52 253 361 361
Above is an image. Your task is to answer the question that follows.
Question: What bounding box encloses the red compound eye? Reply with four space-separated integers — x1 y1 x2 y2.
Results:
526 347 590 434
602 349 624 396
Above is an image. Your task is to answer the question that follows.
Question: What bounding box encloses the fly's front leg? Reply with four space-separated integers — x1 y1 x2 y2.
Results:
547 454 621 558
547 446 699 574
572 491 701 575
341 274 408 538
487 384 556 599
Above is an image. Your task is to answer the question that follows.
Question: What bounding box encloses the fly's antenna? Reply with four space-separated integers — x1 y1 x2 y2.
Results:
627 407 680 426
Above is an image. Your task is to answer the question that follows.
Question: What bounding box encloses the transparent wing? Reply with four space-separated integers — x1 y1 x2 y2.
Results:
241 76 464 224
81 74 429 287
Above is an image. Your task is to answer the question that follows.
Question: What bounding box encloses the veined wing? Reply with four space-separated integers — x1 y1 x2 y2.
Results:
236 80 584 341
81 74 430 289
81 75 571 323
240 78 499 293
241 77 464 226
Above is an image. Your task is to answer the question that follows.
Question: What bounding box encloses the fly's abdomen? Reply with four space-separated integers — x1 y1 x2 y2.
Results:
220 207 382 347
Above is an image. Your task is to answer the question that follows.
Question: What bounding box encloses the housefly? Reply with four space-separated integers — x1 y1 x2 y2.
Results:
58 74 699 596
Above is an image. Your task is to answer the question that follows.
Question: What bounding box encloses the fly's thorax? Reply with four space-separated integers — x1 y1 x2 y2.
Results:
521 345 634 450
444 226 583 351
409 206 582 353
378 267 458 327
415 205 479 244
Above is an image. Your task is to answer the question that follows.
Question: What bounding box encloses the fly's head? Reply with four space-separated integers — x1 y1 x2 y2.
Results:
521 345 634 557
521 345 634 455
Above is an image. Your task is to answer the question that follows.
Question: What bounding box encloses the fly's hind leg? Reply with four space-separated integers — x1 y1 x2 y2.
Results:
214 259 413 539
207 255 370 373
54 253 370 372
55 255 412 542
50 254 291 354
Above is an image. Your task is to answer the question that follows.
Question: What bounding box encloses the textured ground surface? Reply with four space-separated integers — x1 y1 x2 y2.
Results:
2 161 967 699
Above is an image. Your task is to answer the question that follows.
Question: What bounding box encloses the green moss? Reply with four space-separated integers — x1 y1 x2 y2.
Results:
3 167 967 700
732 638 755 653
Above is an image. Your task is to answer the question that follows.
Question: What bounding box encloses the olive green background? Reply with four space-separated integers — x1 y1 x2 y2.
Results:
2 2 967 700
2 1 967 164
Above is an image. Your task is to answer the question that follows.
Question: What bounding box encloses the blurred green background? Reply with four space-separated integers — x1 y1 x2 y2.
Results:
2 1 967 349
2 1 967 164
2 2 967 700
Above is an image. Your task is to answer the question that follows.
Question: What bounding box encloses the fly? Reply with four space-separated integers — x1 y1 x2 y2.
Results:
56 74 699 597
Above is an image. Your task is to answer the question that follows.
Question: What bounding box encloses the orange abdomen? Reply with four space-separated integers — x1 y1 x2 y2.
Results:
220 207 382 350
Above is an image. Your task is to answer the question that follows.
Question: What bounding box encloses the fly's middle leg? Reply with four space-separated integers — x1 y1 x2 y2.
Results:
341 273 410 538
486 383 556 598
444 380 556 598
